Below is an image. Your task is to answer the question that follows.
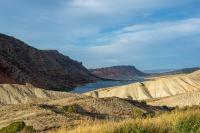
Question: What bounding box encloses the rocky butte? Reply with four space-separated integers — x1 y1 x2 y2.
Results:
90 65 148 80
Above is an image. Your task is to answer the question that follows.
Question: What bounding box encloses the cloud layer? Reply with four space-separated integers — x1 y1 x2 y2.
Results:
0 0 199 69
62 18 200 69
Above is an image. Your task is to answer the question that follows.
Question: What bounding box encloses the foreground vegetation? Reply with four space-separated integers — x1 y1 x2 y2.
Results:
1 106 199 133
57 106 200 133
0 122 34 133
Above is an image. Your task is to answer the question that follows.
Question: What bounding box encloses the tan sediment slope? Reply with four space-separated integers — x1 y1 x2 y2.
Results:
148 91 200 107
189 70 200 79
0 84 79 105
0 84 168 132
84 71 200 101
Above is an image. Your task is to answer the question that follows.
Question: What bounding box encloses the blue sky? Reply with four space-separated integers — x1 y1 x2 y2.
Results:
0 0 200 70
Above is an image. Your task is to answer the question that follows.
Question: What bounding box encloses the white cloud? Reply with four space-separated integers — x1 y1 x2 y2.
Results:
58 17 200 68
87 18 200 56
66 0 190 14
68 0 109 14
56 0 195 43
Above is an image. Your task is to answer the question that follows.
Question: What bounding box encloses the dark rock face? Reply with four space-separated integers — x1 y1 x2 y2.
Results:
0 33 98 91
90 65 147 80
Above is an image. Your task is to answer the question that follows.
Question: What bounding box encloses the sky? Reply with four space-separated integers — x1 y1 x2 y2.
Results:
0 0 200 70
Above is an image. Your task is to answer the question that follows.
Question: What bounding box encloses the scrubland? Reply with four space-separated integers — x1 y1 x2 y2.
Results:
57 106 200 133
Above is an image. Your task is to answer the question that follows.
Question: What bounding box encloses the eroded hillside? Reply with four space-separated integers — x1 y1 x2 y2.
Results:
0 84 169 132
85 71 200 107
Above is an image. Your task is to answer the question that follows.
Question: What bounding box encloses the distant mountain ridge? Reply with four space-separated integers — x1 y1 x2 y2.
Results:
149 67 200 76
90 65 148 80
164 67 200 74
0 33 98 91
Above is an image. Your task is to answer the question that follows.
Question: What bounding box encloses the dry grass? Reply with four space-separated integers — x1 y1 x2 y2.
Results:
55 107 200 133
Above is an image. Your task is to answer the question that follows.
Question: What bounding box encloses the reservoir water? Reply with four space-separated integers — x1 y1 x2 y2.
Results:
72 80 138 93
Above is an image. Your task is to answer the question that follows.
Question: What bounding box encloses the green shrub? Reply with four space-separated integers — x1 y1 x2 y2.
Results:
127 96 133 100
140 100 147 105
175 114 200 133
132 108 145 118
62 104 82 113
0 122 25 133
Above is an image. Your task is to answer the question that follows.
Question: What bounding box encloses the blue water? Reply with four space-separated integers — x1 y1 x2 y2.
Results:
72 81 135 93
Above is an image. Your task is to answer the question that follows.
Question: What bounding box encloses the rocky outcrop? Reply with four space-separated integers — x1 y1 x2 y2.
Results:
90 65 147 80
0 33 98 91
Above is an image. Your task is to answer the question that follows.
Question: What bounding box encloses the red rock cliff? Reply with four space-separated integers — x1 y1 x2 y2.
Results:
0 33 98 91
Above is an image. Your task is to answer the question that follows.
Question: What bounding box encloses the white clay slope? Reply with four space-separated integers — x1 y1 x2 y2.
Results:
148 91 200 107
0 84 77 105
85 72 200 101
189 70 200 79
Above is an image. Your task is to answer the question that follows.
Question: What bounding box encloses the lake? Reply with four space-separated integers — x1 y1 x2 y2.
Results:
72 80 137 93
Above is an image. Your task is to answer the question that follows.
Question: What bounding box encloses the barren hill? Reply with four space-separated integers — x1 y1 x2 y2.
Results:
148 91 200 107
189 70 200 79
90 65 147 80
85 71 200 106
0 33 98 91
0 83 80 105
0 84 168 132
